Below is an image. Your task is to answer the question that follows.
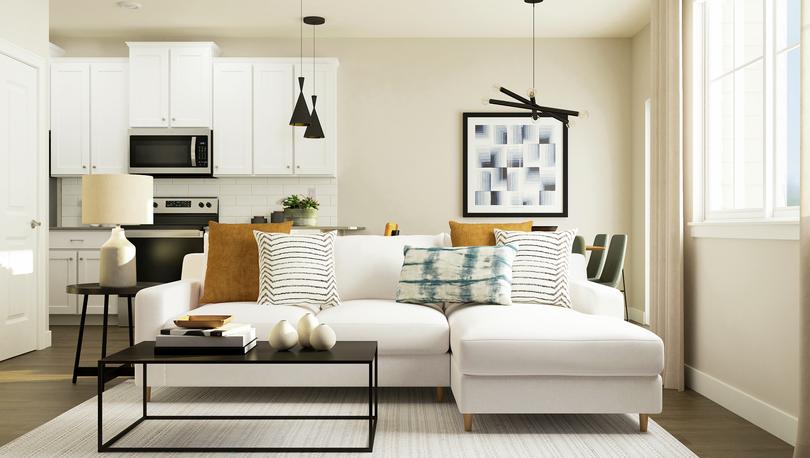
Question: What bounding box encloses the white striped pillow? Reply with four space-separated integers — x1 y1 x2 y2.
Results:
254 231 340 311
494 229 577 308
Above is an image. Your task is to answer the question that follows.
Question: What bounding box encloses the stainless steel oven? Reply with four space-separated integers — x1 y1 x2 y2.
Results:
129 128 212 176
125 198 218 283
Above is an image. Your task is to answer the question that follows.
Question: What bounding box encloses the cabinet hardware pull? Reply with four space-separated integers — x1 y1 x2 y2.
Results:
79 258 84 261
69 257 74 261
69 239 84 242
92 165 96 169
82 165 87 169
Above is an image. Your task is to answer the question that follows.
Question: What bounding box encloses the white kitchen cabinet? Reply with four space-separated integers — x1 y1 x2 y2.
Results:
293 63 337 176
77 251 117 314
253 63 295 175
50 63 90 175
127 42 218 128
48 251 77 314
212 63 253 175
90 63 129 174
128 46 169 127
211 59 336 178
50 59 129 177
170 45 213 127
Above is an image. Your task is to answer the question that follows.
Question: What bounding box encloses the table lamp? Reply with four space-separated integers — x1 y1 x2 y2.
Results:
82 174 153 287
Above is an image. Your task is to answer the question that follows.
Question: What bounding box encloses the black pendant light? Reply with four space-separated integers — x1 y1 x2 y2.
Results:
487 0 579 125
304 15 325 139
289 0 311 127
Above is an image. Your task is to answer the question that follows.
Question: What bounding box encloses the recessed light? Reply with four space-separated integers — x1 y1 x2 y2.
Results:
117 1 142 10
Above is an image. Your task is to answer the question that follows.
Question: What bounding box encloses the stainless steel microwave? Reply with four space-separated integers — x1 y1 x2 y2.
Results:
128 128 212 176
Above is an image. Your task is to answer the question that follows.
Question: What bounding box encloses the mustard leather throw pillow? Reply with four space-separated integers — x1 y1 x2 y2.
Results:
199 221 293 304
448 220 533 246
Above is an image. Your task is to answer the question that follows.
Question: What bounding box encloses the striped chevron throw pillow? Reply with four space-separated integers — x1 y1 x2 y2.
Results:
494 229 577 308
395 244 518 309
254 230 340 311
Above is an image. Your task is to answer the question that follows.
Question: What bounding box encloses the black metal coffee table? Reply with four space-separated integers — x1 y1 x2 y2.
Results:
98 341 378 453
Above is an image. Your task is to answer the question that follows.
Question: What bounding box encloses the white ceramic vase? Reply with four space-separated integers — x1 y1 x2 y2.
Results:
268 320 298 350
309 323 337 351
297 313 320 348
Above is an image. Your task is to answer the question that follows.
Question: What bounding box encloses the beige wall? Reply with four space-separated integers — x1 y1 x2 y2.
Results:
630 25 651 319
682 0 799 440
52 36 635 245
0 0 49 56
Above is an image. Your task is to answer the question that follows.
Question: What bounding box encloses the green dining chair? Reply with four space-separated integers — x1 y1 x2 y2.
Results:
586 234 608 280
593 234 628 320
571 235 586 255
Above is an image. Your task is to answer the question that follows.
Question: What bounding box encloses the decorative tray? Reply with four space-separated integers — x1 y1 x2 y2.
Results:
173 315 233 329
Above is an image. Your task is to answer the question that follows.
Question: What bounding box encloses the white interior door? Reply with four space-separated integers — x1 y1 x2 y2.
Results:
0 53 41 361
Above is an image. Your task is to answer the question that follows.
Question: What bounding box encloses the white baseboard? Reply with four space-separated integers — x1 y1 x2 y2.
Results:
685 365 797 445
627 307 646 324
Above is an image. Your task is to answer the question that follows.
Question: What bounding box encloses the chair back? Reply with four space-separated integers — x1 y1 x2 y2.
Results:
586 233 608 279
597 234 628 288
571 235 586 255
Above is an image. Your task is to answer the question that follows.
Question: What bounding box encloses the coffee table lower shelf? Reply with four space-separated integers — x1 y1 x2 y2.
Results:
97 341 378 453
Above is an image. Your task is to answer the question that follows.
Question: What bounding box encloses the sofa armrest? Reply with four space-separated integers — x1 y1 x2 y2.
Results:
134 280 200 343
569 279 624 319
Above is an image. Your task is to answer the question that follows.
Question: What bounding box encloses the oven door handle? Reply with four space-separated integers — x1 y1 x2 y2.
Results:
126 229 204 238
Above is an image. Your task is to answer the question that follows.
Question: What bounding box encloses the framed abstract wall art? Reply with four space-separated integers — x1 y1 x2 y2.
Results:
463 112 568 217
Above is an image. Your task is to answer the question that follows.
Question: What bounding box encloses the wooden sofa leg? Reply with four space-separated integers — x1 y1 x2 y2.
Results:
463 414 473 432
639 414 648 432
145 387 152 402
435 386 445 402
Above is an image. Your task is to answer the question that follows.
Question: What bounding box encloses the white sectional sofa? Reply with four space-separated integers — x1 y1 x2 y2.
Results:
135 233 664 431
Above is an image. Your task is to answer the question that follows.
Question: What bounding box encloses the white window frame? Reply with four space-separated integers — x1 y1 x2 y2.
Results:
690 0 800 240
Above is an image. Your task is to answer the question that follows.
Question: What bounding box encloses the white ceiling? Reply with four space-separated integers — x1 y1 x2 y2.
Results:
50 0 651 39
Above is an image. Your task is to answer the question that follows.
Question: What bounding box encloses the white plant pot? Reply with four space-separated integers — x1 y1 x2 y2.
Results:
297 313 320 348
310 323 337 351
268 320 298 351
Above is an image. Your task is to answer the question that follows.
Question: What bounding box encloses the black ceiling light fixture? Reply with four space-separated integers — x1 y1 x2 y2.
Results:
289 0 312 127
304 15 326 139
488 0 580 126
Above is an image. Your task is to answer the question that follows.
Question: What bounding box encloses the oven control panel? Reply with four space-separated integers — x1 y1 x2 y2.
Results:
153 198 218 214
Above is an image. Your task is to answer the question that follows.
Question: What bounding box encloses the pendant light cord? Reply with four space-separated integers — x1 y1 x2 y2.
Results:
299 0 303 74
312 19 316 93
532 2 535 93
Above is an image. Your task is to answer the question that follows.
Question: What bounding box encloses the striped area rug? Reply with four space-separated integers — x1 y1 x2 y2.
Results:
0 381 695 457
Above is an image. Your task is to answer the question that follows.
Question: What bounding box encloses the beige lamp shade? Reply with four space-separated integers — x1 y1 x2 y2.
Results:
82 174 154 225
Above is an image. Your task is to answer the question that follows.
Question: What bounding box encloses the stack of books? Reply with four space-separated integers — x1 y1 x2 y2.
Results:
155 323 257 355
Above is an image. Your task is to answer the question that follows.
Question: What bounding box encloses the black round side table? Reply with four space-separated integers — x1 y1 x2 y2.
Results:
66 282 161 383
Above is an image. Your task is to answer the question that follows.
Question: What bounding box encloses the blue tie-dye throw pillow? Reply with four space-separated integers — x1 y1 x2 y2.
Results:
395 244 518 309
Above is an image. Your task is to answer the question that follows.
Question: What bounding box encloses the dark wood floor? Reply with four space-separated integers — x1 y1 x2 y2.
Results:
0 326 795 456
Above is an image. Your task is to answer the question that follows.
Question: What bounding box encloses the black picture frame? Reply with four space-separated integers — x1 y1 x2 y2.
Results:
462 112 569 218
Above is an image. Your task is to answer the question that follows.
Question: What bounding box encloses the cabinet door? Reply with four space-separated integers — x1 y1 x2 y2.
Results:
50 63 90 176
77 251 117 315
90 63 129 174
293 63 336 176
170 46 212 127
212 63 253 176
253 63 294 175
49 252 77 314
129 47 169 127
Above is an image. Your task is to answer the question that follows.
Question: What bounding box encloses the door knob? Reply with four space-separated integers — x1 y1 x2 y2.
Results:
30 219 42 229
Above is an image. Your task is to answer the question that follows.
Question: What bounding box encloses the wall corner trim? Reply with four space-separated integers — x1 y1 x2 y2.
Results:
685 365 798 445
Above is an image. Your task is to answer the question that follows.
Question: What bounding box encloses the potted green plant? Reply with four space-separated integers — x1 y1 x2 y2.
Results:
281 194 319 226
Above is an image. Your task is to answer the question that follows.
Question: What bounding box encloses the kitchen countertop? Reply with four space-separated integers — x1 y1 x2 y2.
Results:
50 225 367 231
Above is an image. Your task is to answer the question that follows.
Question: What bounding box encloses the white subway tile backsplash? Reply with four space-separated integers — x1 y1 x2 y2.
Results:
60 176 338 227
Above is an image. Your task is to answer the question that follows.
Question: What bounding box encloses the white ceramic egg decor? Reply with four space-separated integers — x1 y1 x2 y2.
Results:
297 313 320 348
268 320 298 350
309 323 337 351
